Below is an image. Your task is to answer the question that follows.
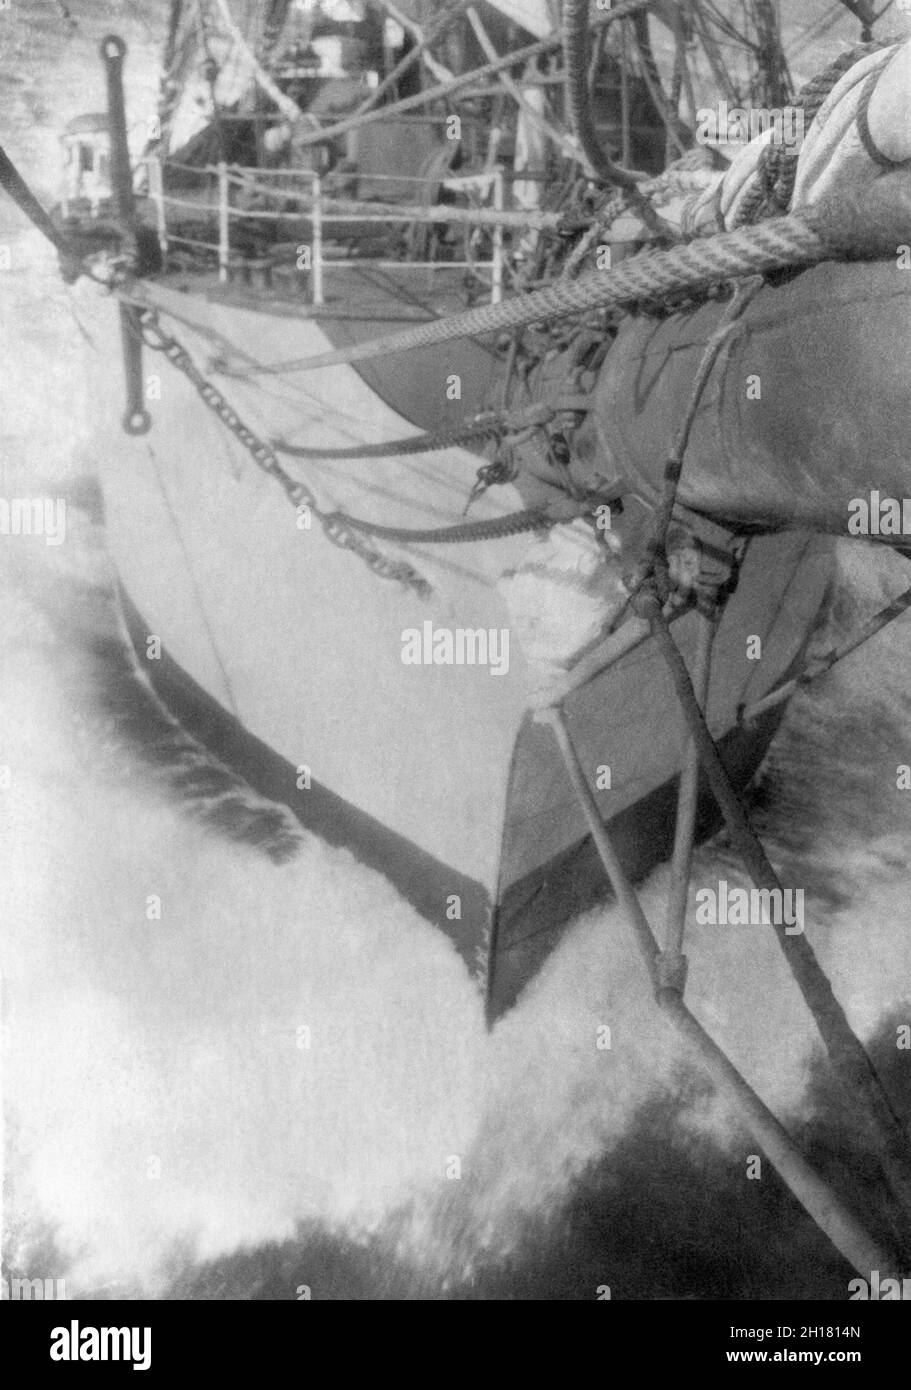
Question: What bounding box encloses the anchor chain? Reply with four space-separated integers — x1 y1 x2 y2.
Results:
133 307 433 597
131 304 599 551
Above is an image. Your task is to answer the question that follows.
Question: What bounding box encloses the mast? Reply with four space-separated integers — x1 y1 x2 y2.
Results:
751 0 792 106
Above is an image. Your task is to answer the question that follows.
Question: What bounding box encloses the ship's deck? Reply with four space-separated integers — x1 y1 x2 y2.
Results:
159 259 497 327
149 258 505 438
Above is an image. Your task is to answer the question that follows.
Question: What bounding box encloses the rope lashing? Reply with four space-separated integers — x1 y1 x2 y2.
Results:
230 195 903 378
629 275 764 605
574 167 720 257
611 146 911 1235
734 40 896 227
604 157 911 1240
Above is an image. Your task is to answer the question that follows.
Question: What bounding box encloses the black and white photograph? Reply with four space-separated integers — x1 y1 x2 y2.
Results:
3 0 911 1341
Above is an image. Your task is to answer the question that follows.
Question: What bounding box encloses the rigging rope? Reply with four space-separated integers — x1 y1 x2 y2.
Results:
274 419 505 460
629 275 764 603
257 0 653 158
210 0 314 129
604 106 911 1234
741 582 911 721
638 587 911 1244
537 695 901 1276
234 187 565 232
205 209 845 377
630 6 691 159
271 397 579 462
353 0 474 117
562 0 670 236
467 6 584 167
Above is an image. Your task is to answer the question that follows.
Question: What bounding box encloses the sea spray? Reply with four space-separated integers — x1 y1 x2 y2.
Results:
4 4 911 1297
5 458 911 1295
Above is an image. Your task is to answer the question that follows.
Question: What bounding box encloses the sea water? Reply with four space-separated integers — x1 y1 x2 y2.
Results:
3 0 911 1302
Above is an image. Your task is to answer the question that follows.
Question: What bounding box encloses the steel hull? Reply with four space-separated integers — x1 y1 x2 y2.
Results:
84 269 836 1015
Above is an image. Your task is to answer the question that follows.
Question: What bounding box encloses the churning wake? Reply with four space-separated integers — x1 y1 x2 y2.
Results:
3 225 911 1299
3 0 911 1297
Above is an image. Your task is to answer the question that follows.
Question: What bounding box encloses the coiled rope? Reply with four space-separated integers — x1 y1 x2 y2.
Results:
734 39 896 226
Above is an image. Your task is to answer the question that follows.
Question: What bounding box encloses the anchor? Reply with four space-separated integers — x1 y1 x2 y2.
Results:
101 33 151 437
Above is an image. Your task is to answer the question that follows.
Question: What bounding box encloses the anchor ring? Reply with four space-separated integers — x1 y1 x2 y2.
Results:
100 34 126 63
123 409 152 436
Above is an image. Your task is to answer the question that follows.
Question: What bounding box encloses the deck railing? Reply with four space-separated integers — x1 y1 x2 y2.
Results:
143 158 507 307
